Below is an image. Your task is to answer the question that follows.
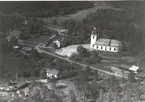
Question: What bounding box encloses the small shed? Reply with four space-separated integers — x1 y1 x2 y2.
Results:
129 65 139 73
20 47 33 55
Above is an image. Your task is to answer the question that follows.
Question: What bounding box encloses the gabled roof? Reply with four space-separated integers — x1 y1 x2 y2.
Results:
95 38 122 47
46 69 59 75
110 40 122 47
21 47 33 52
91 27 97 35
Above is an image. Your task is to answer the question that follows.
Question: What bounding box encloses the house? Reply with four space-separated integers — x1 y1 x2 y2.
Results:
129 65 139 73
48 34 65 49
13 45 20 53
90 27 122 52
44 68 59 79
53 40 61 48
19 47 33 56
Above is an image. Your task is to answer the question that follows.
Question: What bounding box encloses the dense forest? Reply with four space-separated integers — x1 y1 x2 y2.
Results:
0 1 94 17
60 1 145 55
0 1 145 55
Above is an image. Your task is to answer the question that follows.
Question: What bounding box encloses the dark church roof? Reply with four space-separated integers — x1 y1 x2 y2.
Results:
95 38 122 47
91 27 99 35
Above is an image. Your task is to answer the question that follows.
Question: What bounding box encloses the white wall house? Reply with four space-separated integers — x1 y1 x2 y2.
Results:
45 69 59 79
90 27 122 52
53 40 61 48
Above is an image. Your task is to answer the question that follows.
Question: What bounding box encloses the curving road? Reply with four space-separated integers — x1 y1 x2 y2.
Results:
35 40 126 79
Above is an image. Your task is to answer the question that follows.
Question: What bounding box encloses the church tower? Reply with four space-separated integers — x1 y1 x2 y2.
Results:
90 27 98 48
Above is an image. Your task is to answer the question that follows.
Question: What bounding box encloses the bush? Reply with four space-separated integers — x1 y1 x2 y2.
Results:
87 57 102 64
70 53 81 61
90 50 99 58
128 72 136 82
31 69 40 77
77 45 89 57
23 72 31 78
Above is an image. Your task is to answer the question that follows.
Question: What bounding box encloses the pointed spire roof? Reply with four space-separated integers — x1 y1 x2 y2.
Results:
91 27 98 35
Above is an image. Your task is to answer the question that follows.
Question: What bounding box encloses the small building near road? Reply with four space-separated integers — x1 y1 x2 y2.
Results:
43 68 59 79
129 65 139 73
53 40 61 48
19 47 33 56
13 45 20 53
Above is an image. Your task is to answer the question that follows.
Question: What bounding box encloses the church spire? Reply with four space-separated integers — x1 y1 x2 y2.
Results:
91 27 97 35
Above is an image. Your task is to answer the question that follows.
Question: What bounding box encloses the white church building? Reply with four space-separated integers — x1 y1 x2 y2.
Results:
90 27 122 52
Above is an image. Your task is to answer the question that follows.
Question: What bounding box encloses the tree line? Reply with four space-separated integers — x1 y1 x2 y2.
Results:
0 1 94 17
61 2 145 54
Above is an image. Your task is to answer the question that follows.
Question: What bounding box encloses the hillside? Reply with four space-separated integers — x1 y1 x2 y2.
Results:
0 1 94 17
59 1 145 55
40 2 116 24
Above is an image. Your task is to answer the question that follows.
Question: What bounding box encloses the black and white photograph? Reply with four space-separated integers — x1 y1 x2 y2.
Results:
0 1 144 102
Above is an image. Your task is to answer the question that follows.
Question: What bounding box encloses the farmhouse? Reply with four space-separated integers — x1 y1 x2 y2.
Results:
90 27 122 52
43 68 59 79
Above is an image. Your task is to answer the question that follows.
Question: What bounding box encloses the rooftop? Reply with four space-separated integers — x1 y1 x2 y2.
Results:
21 47 33 52
95 38 122 47
91 27 98 35
45 69 59 75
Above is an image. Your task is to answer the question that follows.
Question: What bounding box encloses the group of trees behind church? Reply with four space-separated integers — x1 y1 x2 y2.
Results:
61 2 145 55
0 2 94 17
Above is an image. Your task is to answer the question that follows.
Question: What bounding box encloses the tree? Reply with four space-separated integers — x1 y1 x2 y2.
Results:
42 69 47 79
89 79 100 98
77 46 89 57
0 37 9 53
31 68 40 77
85 65 91 74
128 72 135 82
31 49 40 58
114 82 122 93
90 50 99 58
69 89 77 102
52 19 57 25
94 69 99 80
23 72 31 78
20 31 31 40
9 36 18 46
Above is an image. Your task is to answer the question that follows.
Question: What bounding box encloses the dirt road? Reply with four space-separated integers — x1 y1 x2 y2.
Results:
35 42 125 78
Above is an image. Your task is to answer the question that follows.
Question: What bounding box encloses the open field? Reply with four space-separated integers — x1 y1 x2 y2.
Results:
55 44 94 57
39 2 118 24
55 44 135 73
